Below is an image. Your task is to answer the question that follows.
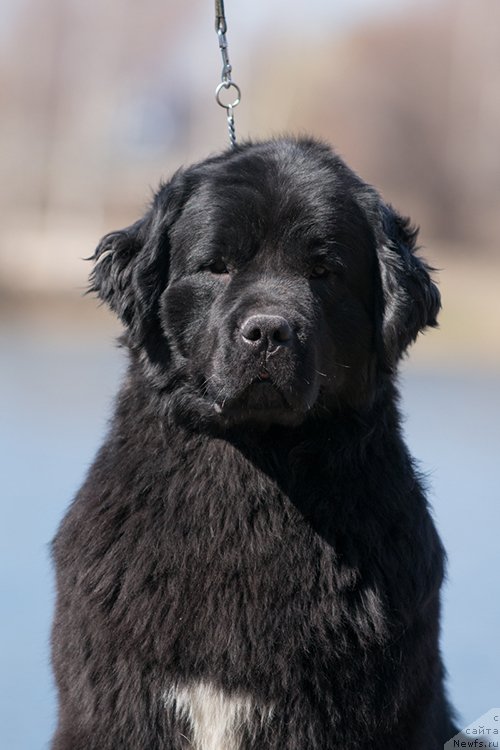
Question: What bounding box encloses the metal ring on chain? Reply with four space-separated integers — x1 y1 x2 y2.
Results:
215 81 241 110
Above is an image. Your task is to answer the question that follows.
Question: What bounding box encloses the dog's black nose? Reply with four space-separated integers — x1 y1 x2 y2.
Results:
240 315 292 353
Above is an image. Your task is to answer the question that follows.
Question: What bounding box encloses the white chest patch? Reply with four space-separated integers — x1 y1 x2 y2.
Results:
164 681 273 750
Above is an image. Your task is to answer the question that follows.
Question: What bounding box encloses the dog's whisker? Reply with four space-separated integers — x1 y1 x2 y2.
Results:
211 384 226 409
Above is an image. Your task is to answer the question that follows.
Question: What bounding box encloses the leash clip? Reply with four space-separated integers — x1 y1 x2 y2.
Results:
214 1 241 148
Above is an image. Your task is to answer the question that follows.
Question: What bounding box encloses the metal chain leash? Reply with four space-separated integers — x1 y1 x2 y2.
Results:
214 0 241 148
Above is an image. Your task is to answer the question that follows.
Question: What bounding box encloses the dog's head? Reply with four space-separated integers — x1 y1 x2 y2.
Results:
90 138 440 428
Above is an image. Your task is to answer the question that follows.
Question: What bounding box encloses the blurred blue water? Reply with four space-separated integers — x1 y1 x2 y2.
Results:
0 324 498 749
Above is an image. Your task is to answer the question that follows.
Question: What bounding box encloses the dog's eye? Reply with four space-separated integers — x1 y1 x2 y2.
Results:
310 264 330 279
207 258 229 275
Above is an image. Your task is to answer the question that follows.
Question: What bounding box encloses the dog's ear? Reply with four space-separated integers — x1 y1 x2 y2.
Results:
89 171 186 345
375 203 441 366
357 189 441 368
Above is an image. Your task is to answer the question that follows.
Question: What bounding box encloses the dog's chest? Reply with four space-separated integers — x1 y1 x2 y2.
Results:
165 681 273 750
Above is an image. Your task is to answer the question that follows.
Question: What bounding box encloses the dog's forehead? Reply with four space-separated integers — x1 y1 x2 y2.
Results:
169 142 374 268
199 145 354 219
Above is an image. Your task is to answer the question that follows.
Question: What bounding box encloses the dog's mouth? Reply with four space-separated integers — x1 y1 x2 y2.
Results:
244 372 289 408
210 369 314 427
215 374 287 411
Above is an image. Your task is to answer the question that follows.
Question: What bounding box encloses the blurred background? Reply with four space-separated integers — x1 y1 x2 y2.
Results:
0 0 499 747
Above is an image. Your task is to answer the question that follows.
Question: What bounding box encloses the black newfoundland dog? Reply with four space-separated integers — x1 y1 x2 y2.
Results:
52 137 456 749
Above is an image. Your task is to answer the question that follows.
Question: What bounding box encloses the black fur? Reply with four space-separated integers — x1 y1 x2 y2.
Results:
52 137 455 749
